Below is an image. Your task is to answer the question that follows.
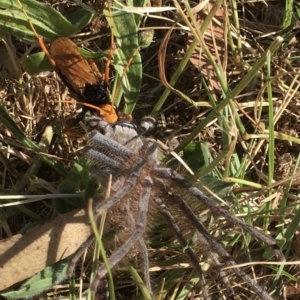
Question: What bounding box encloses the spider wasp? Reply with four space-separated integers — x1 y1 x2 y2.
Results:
46 37 119 133
19 1 130 134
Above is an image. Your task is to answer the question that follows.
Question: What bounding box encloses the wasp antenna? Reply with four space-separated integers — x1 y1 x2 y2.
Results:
17 0 56 67
17 0 39 40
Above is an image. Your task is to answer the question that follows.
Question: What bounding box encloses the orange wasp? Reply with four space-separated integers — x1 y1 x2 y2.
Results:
47 37 118 132
18 1 125 133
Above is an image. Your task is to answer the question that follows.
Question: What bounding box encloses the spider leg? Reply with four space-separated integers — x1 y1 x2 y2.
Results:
89 157 149 219
67 233 95 277
137 238 151 294
196 232 234 298
154 197 210 300
66 156 148 278
124 196 152 294
165 190 276 300
155 167 284 261
156 187 236 299
90 176 153 292
87 131 133 160
86 131 134 173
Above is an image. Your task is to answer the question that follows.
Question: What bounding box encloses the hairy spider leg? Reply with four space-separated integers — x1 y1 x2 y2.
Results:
90 176 153 292
159 187 275 300
155 168 284 261
86 132 157 292
154 197 210 298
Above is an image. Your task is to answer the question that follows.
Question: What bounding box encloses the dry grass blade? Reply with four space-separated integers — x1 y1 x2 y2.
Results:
158 24 175 91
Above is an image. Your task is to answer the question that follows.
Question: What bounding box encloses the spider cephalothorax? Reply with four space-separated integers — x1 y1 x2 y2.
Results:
68 117 284 300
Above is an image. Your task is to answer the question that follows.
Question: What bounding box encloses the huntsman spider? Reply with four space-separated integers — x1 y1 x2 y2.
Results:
67 116 284 300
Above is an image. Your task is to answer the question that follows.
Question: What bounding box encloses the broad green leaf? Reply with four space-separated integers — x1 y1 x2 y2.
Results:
65 8 94 29
21 51 52 74
0 0 93 42
55 161 96 214
105 6 142 114
114 49 142 113
182 142 233 197
183 142 211 174
1 258 69 299
84 176 99 201
55 170 85 213
80 48 109 60
200 175 233 199
131 0 148 27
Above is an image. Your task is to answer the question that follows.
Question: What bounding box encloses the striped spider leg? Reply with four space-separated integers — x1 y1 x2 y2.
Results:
68 117 284 300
